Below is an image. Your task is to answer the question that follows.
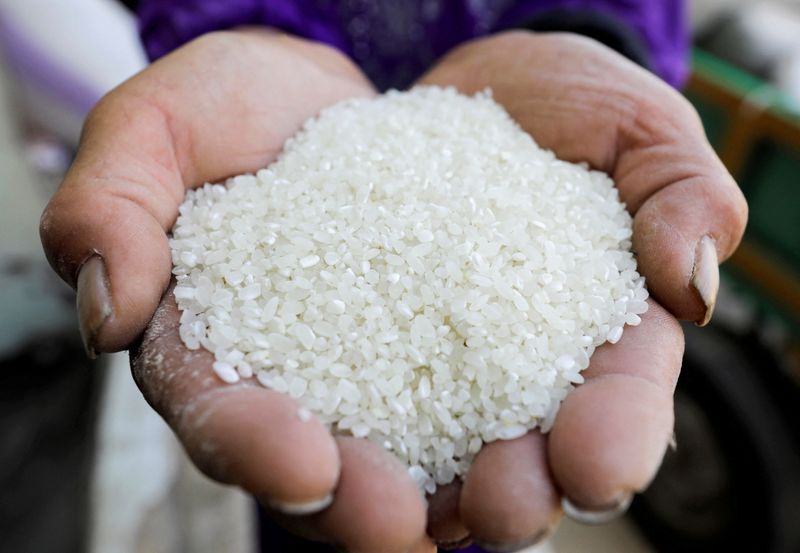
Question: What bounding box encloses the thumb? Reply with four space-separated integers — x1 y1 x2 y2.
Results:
40 94 181 356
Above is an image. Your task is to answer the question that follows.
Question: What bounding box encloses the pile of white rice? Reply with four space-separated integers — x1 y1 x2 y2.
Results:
170 87 648 493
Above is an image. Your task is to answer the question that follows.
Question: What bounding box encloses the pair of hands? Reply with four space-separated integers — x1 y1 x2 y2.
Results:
40 30 747 552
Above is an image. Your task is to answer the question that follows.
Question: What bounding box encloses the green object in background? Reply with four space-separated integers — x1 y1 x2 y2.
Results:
690 95 728 148
692 50 766 97
686 50 763 149
630 50 800 553
686 49 800 335
740 142 800 271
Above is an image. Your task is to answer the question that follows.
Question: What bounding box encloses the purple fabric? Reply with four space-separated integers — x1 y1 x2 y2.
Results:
0 12 101 115
495 0 688 87
137 0 688 89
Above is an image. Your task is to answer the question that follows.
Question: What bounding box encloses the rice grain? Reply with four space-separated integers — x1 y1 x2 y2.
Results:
170 87 648 491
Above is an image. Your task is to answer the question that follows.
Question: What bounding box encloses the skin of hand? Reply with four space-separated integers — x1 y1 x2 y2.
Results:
41 30 432 553
416 31 747 549
39 29 747 553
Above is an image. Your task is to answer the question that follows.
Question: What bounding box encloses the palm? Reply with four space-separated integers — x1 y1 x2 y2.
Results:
42 30 747 553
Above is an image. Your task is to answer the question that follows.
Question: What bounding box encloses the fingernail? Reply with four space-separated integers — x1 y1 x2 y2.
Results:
474 528 551 553
267 493 334 515
561 493 633 525
691 235 719 327
76 255 112 359
435 534 471 550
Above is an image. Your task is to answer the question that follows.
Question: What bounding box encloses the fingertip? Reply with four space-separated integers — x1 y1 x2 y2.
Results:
632 176 745 324
548 376 673 508
461 433 561 548
43 187 174 353
312 437 427 553
179 386 341 507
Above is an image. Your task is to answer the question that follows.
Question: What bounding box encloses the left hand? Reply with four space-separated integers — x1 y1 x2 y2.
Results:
417 31 748 550
40 30 435 553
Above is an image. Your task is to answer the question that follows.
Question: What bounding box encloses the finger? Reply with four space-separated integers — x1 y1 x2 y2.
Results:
426 481 470 549
131 283 341 511
632 178 743 325
41 31 375 355
418 31 747 323
312 437 427 553
460 432 561 551
609 62 747 324
273 437 427 553
548 299 683 515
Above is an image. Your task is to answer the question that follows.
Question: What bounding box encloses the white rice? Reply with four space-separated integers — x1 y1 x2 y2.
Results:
170 86 648 493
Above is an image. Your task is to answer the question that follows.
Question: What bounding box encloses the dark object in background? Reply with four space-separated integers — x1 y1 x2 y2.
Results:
0 258 104 553
257 507 338 553
627 44 800 553
521 7 651 71
630 321 800 553
118 0 138 11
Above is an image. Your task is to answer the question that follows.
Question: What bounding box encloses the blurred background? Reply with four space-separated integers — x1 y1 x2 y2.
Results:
0 1 798 552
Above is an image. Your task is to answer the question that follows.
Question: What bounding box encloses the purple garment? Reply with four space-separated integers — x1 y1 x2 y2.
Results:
138 0 688 89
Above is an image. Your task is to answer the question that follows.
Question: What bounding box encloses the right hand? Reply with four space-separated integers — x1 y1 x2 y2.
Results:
40 31 436 553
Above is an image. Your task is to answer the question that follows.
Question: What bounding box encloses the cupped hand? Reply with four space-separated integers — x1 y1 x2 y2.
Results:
40 31 434 553
415 31 748 549
40 28 748 553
